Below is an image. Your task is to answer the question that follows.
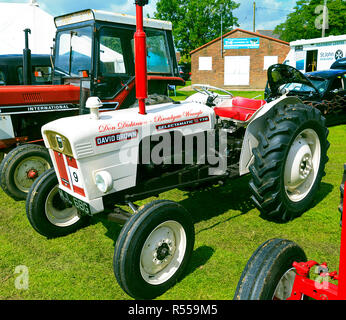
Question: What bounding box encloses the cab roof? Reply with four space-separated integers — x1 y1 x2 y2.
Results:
54 9 172 31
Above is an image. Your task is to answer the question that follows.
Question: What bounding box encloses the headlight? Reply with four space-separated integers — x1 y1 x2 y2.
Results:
95 171 113 193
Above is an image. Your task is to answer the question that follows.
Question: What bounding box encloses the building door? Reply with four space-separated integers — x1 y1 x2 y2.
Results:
306 50 318 72
224 56 250 86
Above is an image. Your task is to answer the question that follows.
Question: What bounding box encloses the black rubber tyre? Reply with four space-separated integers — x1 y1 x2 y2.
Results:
0 144 52 200
26 168 90 238
234 238 307 300
249 103 329 221
114 200 195 299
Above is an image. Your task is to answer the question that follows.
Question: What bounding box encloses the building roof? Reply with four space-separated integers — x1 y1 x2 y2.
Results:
190 28 289 55
256 30 282 40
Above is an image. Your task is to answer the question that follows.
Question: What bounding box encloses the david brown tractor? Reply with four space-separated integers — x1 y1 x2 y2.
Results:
0 7 183 201
234 163 346 300
25 1 329 299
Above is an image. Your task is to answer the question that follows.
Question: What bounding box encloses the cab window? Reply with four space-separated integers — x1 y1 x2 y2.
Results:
146 30 171 74
17 66 52 85
99 35 126 74
33 66 52 84
96 27 133 100
55 27 93 77
131 29 172 74
0 69 6 85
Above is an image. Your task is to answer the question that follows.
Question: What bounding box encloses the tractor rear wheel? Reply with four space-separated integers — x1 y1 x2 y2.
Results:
234 238 307 300
249 103 329 221
113 200 194 299
0 144 52 200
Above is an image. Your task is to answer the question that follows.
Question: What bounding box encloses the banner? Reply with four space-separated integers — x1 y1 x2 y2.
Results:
224 38 260 49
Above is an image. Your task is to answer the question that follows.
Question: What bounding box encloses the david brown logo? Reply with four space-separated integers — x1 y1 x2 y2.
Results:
96 130 138 146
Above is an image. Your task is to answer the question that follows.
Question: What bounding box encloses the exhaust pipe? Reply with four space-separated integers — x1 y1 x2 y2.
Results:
23 28 32 85
134 0 149 115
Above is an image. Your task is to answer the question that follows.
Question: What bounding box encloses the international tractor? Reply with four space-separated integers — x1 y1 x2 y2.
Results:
0 7 183 201
25 1 329 299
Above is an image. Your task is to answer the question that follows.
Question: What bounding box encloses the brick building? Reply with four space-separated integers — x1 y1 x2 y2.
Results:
190 28 290 90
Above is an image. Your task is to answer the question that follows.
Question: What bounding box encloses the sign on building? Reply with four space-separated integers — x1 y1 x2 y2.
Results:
224 38 260 50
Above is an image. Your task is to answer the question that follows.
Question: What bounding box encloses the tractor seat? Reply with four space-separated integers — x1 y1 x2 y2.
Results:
214 96 266 122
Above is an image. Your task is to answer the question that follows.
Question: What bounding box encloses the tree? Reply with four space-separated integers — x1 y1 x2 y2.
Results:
152 0 240 57
274 0 346 42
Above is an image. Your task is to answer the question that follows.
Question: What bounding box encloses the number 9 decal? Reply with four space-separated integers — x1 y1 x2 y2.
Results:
73 172 79 183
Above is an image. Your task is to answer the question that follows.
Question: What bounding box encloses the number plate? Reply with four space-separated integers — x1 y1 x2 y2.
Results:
59 189 91 216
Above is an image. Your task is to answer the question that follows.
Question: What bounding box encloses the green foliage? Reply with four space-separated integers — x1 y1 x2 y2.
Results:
152 0 240 56
275 0 346 42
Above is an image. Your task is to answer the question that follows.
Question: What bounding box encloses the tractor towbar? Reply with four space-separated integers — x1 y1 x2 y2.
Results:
135 0 148 115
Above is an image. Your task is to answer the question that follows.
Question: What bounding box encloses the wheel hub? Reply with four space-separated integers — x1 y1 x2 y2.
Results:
154 241 172 264
14 156 51 192
299 156 312 179
27 169 38 179
140 221 187 285
45 185 80 227
273 268 300 300
285 137 313 189
284 129 321 202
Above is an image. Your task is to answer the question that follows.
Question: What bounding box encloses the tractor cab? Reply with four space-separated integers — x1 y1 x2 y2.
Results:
53 9 183 109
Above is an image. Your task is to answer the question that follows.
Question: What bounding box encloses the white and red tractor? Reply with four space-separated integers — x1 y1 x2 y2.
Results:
25 1 329 299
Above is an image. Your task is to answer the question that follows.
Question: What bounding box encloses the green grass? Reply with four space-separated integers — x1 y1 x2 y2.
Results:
170 82 264 101
0 88 345 300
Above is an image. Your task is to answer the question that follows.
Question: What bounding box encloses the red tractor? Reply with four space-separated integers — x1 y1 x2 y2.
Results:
0 8 183 201
234 163 346 300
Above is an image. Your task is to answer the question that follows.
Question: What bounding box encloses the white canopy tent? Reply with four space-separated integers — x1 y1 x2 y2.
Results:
0 0 56 54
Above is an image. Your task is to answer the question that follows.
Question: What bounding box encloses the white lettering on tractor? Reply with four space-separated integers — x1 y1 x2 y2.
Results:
96 130 138 146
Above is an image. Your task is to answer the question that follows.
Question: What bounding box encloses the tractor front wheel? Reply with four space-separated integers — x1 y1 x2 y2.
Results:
26 168 90 238
234 238 307 300
113 200 195 299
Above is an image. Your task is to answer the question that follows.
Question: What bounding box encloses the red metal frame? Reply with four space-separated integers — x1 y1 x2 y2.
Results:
288 181 346 300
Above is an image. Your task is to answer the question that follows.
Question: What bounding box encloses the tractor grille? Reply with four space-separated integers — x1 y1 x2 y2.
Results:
75 142 93 157
23 92 43 103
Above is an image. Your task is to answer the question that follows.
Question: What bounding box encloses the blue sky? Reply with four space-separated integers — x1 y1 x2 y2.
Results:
2 0 297 31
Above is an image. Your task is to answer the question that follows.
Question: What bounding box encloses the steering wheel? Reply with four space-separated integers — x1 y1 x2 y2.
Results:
192 84 234 98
